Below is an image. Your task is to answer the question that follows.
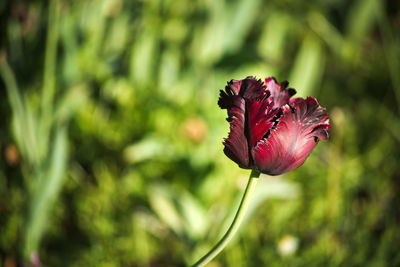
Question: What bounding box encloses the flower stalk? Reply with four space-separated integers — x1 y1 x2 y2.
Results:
192 170 260 267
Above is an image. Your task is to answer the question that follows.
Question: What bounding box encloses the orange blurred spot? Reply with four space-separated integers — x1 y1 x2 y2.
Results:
181 116 208 144
4 144 20 166
4 257 16 267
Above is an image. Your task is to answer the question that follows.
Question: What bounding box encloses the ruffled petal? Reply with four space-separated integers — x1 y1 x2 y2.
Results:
222 96 250 168
227 79 242 95
218 79 242 110
218 76 268 169
265 77 296 108
252 97 330 175
219 76 267 103
239 77 267 99
246 93 279 147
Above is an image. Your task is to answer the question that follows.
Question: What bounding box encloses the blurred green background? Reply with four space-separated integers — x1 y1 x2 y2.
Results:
1 0 400 266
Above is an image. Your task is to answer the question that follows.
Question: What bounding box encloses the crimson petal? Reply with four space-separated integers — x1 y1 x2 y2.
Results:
222 95 250 168
246 93 279 147
239 77 267 99
265 77 296 108
219 77 266 107
252 97 330 175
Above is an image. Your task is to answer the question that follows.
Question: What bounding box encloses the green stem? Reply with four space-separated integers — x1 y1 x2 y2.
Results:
192 170 260 267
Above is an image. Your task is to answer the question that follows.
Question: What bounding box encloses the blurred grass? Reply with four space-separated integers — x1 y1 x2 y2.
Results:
1 0 400 266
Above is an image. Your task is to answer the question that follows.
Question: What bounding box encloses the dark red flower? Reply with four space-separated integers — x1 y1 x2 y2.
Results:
219 76 330 175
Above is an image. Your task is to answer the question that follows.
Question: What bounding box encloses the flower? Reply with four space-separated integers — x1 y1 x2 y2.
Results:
218 76 330 175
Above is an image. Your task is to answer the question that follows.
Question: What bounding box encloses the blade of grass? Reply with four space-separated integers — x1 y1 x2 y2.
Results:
223 0 261 53
307 12 344 57
289 33 325 97
24 125 68 259
376 1 400 112
258 12 290 62
346 0 379 43
39 0 60 160
0 54 38 165
41 0 60 112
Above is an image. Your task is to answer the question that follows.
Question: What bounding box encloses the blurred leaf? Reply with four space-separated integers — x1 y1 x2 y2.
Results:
289 33 324 97
159 48 181 101
307 12 344 57
191 0 226 65
179 191 208 239
123 135 175 163
103 14 129 57
375 0 400 110
192 0 261 64
248 175 300 214
223 0 262 53
148 183 208 240
129 1 160 87
0 57 39 165
346 0 379 42
129 29 159 87
148 183 184 235
258 12 290 62
55 83 89 122
25 125 68 256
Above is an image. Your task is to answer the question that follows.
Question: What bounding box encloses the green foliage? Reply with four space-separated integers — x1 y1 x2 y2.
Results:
1 0 400 266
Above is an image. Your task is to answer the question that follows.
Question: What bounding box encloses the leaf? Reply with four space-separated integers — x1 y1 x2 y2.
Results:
178 191 208 239
148 184 184 235
289 33 324 97
346 0 379 42
123 135 174 163
258 12 290 62
0 58 39 166
55 83 89 122
25 125 68 257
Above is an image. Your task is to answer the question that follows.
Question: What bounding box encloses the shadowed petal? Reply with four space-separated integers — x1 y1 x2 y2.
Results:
219 77 267 108
218 88 234 110
239 77 267 99
265 77 296 108
252 97 330 175
246 93 279 147
223 96 250 168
